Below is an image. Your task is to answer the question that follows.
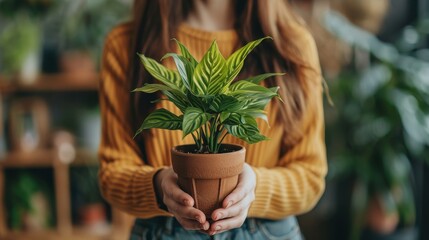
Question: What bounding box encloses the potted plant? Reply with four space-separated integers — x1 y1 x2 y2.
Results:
133 37 282 216
0 0 55 83
326 57 428 240
57 0 131 74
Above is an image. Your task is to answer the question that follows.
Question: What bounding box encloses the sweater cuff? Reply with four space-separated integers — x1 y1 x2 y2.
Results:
248 167 270 218
136 167 172 218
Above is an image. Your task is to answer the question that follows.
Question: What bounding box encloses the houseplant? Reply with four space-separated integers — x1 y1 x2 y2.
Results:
325 29 429 240
321 12 429 240
57 0 131 72
0 0 55 83
133 37 282 216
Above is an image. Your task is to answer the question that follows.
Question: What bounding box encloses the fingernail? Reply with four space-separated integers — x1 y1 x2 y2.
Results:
215 225 222 231
226 201 233 208
202 223 209 230
195 216 202 223
215 213 223 220
183 199 190 206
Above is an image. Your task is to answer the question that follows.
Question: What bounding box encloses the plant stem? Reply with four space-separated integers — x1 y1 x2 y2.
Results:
217 131 229 152
191 132 201 151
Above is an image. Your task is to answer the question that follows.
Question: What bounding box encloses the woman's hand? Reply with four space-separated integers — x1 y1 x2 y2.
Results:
155 168 210 231
207 163 256 235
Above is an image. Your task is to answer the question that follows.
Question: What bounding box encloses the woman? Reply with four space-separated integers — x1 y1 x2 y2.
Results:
99 0 327 239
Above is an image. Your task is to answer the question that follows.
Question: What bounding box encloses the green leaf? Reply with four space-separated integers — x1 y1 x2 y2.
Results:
222 112 242 125
225 37 271 84
225 122 269 144
132 84 175 93
238 109 269 124
138 53 183 91
182 107 211 137
220 112 231 123
243 73 285 85
135 109 182 137
187 91 208 111
161 53 193 91
192 40 227 95
229 80 275 94
173 38 198 68
163 90 188 113
228 81 278 110
209 94 242 112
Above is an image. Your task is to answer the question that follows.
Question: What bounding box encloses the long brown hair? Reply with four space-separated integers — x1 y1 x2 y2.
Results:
130 0 312 148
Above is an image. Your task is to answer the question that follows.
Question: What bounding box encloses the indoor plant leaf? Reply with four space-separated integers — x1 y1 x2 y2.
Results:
132 84 176 94
242 72 285 85
229 80 278 97
225 122 269 144
173 38 198 68
209 94 242 112
182 107 211 138
192 41 226 95
163 90 189 113
138 53 183 91
161 53 193 91
134 108 182 137
225 36 272 85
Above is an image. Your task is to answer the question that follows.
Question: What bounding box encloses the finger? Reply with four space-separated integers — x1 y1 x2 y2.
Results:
163 180 194 207
176 217 208 231
208 213 246 235
212 193 253 221
222 165 255 208
163 198 207 223
222 181 255 209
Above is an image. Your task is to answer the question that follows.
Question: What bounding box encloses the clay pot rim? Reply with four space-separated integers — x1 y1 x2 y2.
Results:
172 144 245 156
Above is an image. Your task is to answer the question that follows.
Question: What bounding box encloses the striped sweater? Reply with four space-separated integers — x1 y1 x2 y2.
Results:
98 22 327 219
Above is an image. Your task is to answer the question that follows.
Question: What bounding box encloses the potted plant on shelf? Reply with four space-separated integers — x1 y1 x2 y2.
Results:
133 37 282 216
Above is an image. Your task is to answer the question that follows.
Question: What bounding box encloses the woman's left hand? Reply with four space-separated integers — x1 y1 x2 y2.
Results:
207 163 256 235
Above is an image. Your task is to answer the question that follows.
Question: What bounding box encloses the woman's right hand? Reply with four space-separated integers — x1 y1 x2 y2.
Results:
155 168 210 231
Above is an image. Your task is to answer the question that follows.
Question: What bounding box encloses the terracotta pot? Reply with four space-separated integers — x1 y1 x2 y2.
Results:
79 203 107 226
366 196 399 234
171 144 245 217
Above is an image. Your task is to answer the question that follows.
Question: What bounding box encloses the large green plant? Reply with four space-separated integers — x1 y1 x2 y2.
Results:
133 37 282 153
324 13 429 239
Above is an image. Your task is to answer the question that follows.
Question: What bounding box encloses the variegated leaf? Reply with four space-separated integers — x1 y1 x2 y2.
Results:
229 80 277 97
173 38 198 68
138 53 183 91
163 90 188 113
193 41 227 95
161 53 192 91
225 122 269 144
132 84 174 93
225 37 271 84
243 73 285 85
135 108 182 137
182 107 211 137
209 94 241 112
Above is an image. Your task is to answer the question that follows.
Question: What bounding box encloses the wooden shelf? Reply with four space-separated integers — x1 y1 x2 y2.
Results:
0 148 98 168
0 149 55 168
0 73 99 93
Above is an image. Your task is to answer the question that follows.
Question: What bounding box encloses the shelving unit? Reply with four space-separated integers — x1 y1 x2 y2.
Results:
0 74 134 240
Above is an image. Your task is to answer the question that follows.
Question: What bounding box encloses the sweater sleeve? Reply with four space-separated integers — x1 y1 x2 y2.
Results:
98 27 172 219
248 31 328 219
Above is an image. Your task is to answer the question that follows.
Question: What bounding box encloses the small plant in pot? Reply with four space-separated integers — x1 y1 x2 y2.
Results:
133 37 282 216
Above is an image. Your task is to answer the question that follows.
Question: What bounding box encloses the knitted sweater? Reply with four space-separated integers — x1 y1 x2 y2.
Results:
98 22 327 220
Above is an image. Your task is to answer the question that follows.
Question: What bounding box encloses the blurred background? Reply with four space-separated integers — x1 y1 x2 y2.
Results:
0 0 428 239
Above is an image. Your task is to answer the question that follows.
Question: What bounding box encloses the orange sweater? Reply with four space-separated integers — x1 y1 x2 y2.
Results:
99 22 327 220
